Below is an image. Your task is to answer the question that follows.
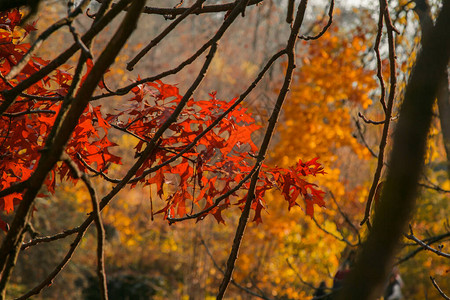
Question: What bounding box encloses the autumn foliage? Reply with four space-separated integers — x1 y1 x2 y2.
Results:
0 9 325 231
1 2 449 299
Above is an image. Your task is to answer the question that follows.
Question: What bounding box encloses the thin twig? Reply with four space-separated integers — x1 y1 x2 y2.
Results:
167 163 261 223
311 215 358 247
419 183 450 193
76 153 121 183
329 191 361 245
358 112 386 125
361 0 398 226
21 227 81 251
127 0 206 70
67 22 93 59
109 124 196 162
397 231 450 265
62 157 108 300
404 225 450 258
299 0 334 40
285 258 318 290
430 276 450 300
3 110 56 118
141 0 263 16
354 117 379 159
200 238 273 300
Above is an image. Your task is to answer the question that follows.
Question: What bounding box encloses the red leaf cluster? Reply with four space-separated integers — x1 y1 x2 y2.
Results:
0 11 327 230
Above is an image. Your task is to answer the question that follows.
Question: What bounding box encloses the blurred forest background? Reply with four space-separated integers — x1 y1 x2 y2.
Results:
1 0 448 299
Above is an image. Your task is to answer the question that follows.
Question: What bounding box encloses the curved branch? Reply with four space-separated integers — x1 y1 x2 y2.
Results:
430 276 450 300
62 157 108 300
141 0 263 16
217 1 308 298
329 191 361 245
16 222 90 300
299 0 334 41
361 0 398 227
404 225 450 259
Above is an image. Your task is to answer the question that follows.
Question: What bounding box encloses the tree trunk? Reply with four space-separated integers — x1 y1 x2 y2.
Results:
337 2 450 299
415 0 450 177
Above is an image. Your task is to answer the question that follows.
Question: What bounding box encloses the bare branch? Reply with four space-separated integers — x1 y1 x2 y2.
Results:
76 153 121 183
285 258 318 290
361 0 398 227
286 0 294 24
299 0 334 40
404 225 450 258
354 117 379 159
217 1 308 298
16 223 90 300
3 110 56 118
127 0 206 70
329 191 361 245
358 112 386 125
62 156 108 300
141 0 263 16
311 215 358 247
200 238 273 300
21 227 81 251
430 276 450 300
418 182 450 193
397 231 450 264
0 181 29 199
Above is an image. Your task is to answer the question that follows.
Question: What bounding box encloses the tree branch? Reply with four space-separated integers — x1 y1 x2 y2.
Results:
337 2 450 299
361 0 398 227
141 0 263 16
62 156 108 300
129 49 286 184
0 1 146 297
20 227 81 251
299 0 334 40
200 238 273 300
217 1 308 298
430 276 450 300
404 225 450 258
167 162 261 223
0 0 132 116
127 0 206 70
